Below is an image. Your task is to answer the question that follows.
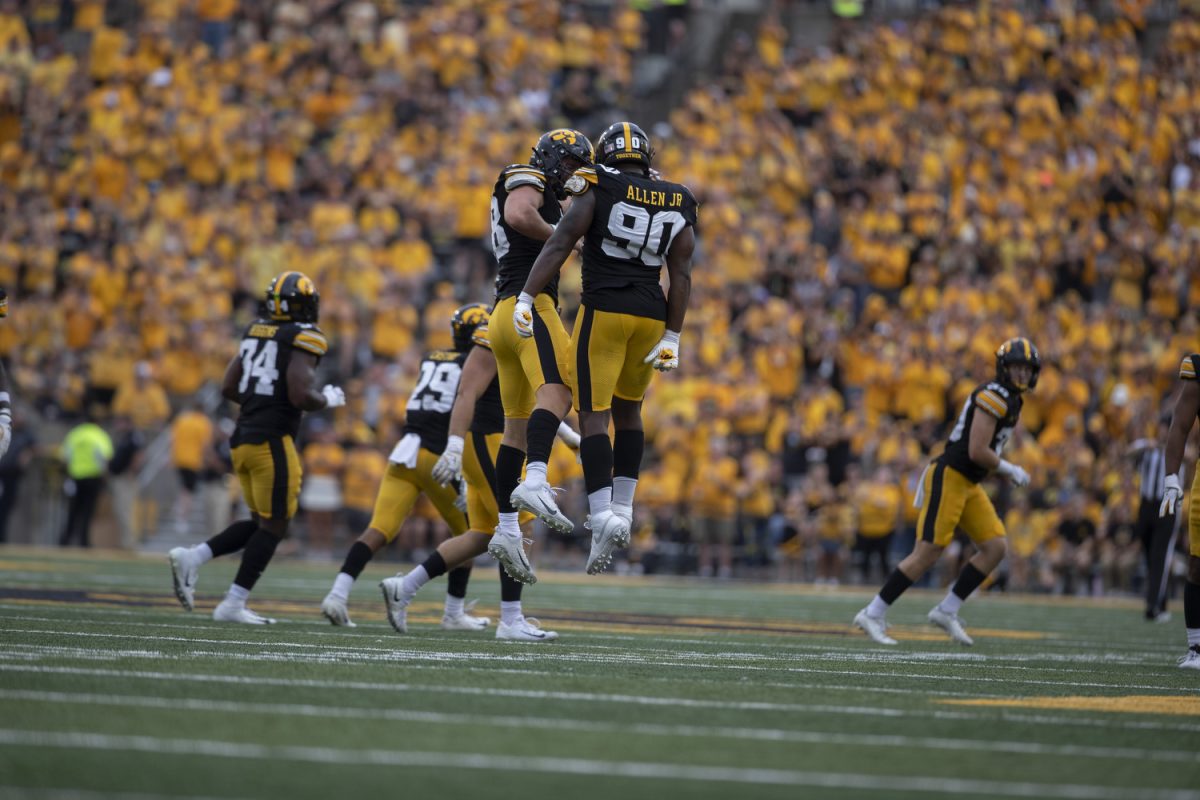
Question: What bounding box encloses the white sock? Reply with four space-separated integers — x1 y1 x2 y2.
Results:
444 594 464 617
1188 628 1200 648
937 591 964 616
194 543 214 564
497 512 521 535
501 600 522 626
865 595 889 618
525 462 548 486
613 477 637 507
225 583 250 606
401 566 430 598
330 572 354 601
588 487 612 517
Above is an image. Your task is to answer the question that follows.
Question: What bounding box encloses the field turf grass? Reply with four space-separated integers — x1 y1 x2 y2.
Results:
0 546 1197 799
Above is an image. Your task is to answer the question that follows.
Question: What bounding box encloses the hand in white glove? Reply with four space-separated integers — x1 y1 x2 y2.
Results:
556 421 581 450
996 459 1030 488
643 330 681 372
321 385 346 408
1161 474 1182 517
432 435 464 487
0 413 10 460
454 482 467 513
513 292 535 338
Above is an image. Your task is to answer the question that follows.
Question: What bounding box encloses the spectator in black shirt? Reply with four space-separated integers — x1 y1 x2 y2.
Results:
108 415 146 550
0 409 36 543
1054 495 1097 596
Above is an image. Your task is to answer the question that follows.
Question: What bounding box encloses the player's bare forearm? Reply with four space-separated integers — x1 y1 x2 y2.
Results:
664 227 695 333
1165 382 1200 475
504 185 554 241
221 356 242 404
287 351 327 411
447 349 497 438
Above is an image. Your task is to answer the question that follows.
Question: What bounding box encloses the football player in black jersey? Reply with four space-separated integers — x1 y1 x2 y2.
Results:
855 338 1038 646
1157 353 1200 669
379 310 576 641
516 121 698 575
487 129 595 584
169 272 345 624
320 304 490 631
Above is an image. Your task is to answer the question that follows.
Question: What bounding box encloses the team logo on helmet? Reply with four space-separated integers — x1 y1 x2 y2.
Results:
995 337 1040 391
531 129 594 198
452 302 490 352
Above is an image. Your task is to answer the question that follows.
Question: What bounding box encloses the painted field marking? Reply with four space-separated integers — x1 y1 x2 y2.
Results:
0 730 1196 799
1 688 1195 763
944 696 1200 716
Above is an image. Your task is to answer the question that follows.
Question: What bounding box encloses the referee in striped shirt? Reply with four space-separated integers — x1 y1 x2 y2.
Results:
1131 420 1178 622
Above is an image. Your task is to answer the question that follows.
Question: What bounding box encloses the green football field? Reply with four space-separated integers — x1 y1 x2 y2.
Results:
0 547 1197 799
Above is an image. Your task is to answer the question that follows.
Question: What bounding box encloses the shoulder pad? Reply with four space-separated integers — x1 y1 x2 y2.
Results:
985 382 1011 398
574 166 599 187
503 165 546 192
291 325 328 357
1180 355 1200 381
563 173 591 195
427 350 460 363
976 385 1009 419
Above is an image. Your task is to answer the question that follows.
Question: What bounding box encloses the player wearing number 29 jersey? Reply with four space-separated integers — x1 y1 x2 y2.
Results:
168 271 346 626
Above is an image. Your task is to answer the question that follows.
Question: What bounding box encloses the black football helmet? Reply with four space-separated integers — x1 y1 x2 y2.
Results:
530 129 594 198
0 287 7 319
995 337 1040 391
596 121 653 173
265 271 320 323
451 302 490 352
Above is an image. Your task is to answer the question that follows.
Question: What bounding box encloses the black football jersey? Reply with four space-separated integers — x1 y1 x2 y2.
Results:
403 350 467 455
939 381 1023 483
575 164 698 320
491 164 562 304
467 322 504 436
231 319 329 445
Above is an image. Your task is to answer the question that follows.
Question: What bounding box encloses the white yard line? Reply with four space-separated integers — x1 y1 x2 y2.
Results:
0 627 1189 692
1 689 1194 763
2 664 1199 734
0 729 1193 799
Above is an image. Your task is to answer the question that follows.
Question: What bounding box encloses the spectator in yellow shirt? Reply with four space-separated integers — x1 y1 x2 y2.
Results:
853 463 903 581
171 403 213 535
688 434 740 578
112 362 170 433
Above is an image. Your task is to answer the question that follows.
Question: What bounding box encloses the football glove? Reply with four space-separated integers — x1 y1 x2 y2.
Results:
556 422 581 450
1161 474 1182 517
321 385 346 408
643 330 680 372
0 412 10 460
432 435 464 487
513 292 535 338
996 459 1030 488
454 482 467 513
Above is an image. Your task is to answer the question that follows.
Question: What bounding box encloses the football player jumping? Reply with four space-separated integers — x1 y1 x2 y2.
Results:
515 121 698 575
485 129 594 585
1157 353 1200 670
169 272 345 624
854 338 1039 646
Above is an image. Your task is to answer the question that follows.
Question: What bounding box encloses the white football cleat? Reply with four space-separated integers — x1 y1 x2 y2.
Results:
1179 647 1200 670
510 482 574 533
927 607 974 646
441 599 490 631
212 600 275 625
585 510 630 575
168 547 199 612
853 609 897 645
496 616 558 642
320 594 356 627
379 576 411 633
488 531 537 585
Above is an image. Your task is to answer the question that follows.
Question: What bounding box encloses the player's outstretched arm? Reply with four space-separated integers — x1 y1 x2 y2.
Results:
220 355 243 404
1161 380 1200 516
663 226 695 336
287 351 334 411
504 185 555 242
520 188 593 300
433 347 499 486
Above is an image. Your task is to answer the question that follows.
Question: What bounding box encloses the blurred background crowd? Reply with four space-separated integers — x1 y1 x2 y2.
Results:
3 0 1200 603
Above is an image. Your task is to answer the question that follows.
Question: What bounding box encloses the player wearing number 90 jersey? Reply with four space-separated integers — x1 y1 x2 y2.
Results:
168 271 346 626
516 120 698 576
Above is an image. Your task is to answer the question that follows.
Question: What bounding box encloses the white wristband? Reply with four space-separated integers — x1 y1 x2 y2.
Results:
518 292 534 305
996 459 1016 478
446 435 464 453
662 330 680 345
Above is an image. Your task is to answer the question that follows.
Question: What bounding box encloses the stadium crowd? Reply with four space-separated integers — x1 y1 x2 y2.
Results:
3 0 1200 597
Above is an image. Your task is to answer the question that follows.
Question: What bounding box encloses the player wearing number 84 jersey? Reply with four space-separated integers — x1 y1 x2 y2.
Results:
168 271 345 625
517 121 698 575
